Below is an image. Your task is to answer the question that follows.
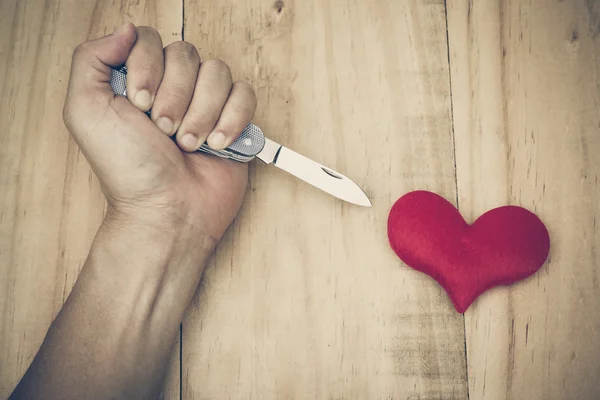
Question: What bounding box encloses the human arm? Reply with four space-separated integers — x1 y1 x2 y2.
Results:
10 22 256 399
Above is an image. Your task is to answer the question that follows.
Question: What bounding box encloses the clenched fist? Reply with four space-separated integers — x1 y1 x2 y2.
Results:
11 23 258 399
63 22 256 241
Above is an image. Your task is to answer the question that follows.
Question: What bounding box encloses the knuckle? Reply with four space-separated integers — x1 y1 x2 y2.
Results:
235 81 257 102
228 103 249 120
135 61 163 79
220 107 250 130
62 102 73 127
72 42 90 59
235 80 253 90
181 103 222 133
137 26 161 39
181 123 211 138
62 98 83 133
163 84 191 104
202 106 223 123
192 107 221 128
204 58 231 80
167 41 200 63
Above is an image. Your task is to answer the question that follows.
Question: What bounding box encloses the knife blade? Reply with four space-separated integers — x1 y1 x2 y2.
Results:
109 66 371 207
256 138 371 207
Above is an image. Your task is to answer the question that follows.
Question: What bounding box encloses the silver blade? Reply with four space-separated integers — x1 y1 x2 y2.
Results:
256 138 371 207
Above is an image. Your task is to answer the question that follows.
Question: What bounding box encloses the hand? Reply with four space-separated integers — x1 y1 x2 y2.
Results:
63 22 256 241
10 24 257 399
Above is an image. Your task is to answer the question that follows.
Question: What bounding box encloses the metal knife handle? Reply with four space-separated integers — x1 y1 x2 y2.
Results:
109 66 265 162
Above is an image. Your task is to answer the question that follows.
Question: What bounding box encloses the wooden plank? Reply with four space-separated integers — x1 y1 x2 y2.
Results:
447 0 600 399
0 1 182 398
181 0 467 398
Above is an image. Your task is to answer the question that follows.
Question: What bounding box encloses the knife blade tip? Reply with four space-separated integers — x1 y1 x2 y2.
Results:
351 192 372 207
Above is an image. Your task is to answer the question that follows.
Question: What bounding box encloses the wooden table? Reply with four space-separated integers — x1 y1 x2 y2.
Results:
1 0 599 398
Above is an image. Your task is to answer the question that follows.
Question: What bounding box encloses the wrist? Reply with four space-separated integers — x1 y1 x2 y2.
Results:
16 200 215 399
84 204 216 326
105 197 211 237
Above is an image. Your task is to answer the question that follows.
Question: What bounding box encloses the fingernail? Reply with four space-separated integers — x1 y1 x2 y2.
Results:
113 23 129 36
207 131 226 150
134 90 152 111
181 133 199 150
155 117 174 134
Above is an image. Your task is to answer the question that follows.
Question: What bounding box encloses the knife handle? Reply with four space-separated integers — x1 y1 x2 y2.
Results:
109 66 265 162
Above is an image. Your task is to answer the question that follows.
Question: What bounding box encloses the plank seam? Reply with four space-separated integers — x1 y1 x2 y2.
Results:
180 4 185 400
179 324 183 400
181 0 185 41
443 1 470 399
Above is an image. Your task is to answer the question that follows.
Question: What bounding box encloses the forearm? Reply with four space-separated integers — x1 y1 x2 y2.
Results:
11 209 215 399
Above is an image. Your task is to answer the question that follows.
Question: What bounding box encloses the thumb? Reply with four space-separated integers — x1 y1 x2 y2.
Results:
90 22 138 66
64 23 138 137
67 22 137 99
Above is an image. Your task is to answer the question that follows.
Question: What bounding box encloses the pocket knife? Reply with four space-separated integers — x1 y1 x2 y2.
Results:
109 67 371 207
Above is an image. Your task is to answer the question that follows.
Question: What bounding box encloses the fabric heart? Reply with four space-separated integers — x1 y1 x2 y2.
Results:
387 191 550 313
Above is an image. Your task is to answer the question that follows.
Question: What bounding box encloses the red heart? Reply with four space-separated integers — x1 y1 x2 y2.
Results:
387 191 550 313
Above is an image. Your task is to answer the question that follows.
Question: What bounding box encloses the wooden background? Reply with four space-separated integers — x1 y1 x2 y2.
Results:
1 0 599 399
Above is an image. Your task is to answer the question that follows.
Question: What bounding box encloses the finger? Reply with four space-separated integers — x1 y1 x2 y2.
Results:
125 26 164 112
66 23 137 101
64 23 137 134
206 81 257 150
176 59 232 152
150 41 200 135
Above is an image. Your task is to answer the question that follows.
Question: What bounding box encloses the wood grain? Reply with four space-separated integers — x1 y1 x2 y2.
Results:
447 0 600 399
5 0 599 398
180 0 467 398
0 1 182 398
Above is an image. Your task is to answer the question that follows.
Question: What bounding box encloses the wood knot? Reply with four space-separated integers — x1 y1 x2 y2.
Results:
571 29 579 42
274 0 284 14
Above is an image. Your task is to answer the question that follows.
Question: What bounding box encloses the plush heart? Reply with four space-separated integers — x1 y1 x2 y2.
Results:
387 191 550 313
